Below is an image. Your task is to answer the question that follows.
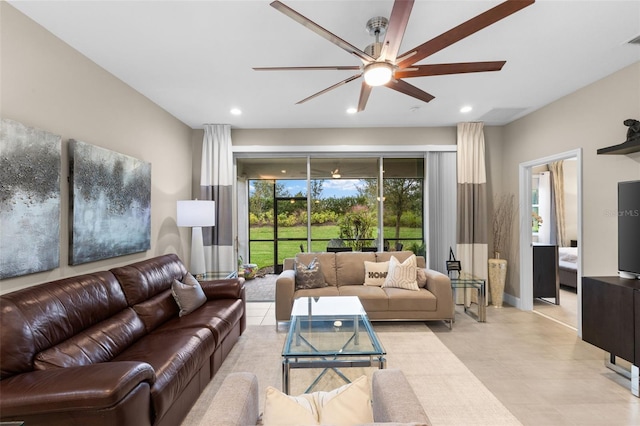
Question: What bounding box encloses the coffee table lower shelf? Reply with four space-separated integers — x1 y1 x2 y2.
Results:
282 355 386 394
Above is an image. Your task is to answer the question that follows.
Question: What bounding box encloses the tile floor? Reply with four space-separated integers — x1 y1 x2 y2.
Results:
246 299 640 425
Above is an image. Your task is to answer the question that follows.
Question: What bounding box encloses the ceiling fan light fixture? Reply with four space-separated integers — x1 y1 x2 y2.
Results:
363 62 393 86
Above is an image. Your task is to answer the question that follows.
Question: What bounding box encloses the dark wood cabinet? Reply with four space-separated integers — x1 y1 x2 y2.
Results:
582 276 640 365
533 244 559 303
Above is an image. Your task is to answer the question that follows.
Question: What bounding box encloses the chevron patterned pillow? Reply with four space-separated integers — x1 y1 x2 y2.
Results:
382 255 419 291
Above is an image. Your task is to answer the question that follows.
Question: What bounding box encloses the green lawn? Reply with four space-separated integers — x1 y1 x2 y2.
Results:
247 224 422 269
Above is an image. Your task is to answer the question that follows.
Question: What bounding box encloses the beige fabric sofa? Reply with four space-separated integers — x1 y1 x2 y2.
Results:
275 251 453 325
207 369 431 425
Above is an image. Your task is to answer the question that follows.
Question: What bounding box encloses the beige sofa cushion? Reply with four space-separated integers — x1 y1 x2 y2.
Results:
384 288 438 311
295 286 340 298
335 252 375 286
376 251 426 268
338 285 388 312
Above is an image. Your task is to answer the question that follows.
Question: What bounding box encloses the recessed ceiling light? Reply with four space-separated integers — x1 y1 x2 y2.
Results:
281 170 286 174
230 108 242 115
346 107 357 114
460 106 473 113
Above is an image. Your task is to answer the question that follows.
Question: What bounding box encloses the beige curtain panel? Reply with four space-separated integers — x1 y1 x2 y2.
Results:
549 160 567 247
201 124 235 272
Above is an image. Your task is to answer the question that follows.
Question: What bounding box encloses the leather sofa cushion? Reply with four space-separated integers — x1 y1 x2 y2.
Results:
34 308 146 369
335 252 376 286
111 254 187 306
384 288 437 311
0 271 128 379
133 289 179 333
114 327 215 420
157 299 244 344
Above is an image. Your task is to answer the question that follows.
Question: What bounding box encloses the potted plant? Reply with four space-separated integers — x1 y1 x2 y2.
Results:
490 194 515 307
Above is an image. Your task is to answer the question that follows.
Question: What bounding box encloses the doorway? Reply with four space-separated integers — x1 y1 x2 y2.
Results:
518 149 583 335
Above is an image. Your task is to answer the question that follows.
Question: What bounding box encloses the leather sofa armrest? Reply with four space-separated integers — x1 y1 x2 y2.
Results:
424 269 454 317
205 372 259 426
0 362 155 418
275 270 296 321
371 369 431 425
201 278 246 300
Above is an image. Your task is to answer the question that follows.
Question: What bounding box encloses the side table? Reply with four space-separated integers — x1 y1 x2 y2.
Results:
197 271 238 280
450 273 486 322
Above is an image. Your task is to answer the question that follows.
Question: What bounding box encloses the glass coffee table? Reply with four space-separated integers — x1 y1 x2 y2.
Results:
282 296 386 394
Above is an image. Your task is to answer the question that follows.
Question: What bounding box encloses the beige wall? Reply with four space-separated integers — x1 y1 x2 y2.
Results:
231 127 457 147
501 62 640 297
1 3 194 294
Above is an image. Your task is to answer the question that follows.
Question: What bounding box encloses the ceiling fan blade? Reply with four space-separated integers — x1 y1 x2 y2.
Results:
357 81 373 112
254 66 361 71
380 0 414 62
271 1 376 64
296 73 362 105
396 0 535 68
395 61 506 78
385 79 435 103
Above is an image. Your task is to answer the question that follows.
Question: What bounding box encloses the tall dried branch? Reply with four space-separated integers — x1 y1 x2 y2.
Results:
492 193 516 259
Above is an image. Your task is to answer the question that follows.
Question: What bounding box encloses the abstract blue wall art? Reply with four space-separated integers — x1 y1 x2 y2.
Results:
0 118 61 279
69 140 151 265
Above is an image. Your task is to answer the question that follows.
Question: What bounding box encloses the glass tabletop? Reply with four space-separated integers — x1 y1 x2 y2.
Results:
283 296 385 357
450 272 485 288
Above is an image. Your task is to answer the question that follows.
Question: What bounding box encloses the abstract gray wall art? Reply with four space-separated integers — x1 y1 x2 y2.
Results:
0 118 61 279
69 140 151 265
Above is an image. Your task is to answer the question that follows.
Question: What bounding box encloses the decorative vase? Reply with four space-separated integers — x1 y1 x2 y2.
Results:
488 258 507 308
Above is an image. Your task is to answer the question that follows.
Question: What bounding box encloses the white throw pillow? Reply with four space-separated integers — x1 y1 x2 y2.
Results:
382 255 419 291
262 386 318 425
364 261 389 286
261 376 372 426
171 273 206 317
314 375 373 425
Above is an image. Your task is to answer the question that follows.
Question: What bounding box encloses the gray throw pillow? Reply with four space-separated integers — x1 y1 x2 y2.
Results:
295 257 327 290
171 273 207 316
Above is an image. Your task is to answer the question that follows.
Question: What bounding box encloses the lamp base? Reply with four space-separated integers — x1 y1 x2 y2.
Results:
190 226 206 276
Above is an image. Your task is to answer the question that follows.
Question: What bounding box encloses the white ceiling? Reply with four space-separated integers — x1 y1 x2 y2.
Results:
9 0 640 130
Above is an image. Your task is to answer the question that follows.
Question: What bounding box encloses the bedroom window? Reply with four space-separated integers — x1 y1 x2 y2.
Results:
532 175 541 236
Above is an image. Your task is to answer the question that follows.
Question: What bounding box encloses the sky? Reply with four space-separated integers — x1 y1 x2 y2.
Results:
252 179 362 199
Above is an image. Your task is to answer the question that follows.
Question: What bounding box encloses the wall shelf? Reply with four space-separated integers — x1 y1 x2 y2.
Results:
597 138 640 155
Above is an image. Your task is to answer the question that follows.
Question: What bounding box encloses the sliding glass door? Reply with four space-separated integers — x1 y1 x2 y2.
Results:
239 155 426 271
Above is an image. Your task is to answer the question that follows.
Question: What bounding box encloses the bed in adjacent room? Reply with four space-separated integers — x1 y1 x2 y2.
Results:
558 246 578 289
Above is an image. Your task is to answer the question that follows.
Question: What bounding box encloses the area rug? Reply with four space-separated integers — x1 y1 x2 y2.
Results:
243 274 276 302
181 323 522 426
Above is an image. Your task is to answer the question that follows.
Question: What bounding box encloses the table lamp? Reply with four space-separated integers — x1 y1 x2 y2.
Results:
177 200 215 277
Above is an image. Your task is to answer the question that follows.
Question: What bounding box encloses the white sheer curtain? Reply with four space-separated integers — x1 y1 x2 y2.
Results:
427 151 457 273
456 122 488 304
200 124 235 272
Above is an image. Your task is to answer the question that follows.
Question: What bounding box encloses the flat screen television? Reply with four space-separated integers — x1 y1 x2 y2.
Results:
618 180 640 279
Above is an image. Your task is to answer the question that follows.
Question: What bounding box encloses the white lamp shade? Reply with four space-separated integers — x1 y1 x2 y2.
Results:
177 200 216 227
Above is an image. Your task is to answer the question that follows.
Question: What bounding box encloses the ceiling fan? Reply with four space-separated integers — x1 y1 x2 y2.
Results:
254 0 535 112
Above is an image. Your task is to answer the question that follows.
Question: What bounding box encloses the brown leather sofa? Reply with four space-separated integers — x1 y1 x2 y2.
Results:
0 254 246 426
